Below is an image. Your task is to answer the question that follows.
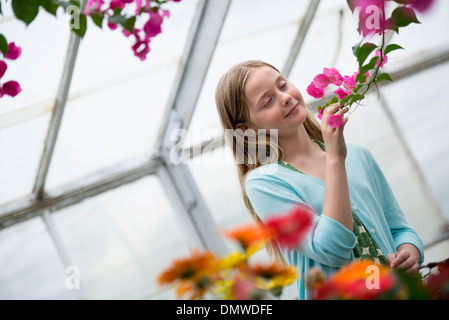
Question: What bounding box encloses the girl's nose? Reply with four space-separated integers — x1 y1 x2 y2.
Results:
281 92 292 107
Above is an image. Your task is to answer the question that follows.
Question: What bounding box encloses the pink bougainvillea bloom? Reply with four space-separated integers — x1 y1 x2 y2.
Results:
328 114 344 128
313 74 332 89
84 0 104 15
132 40 150 61
323 68 344 86
353 0 387 37
306 82 325 99
409 0 435 13
265 204 314 249
0 60 7 79
4 42 22 60
375 50 388 68
317 108 324 120
144 10 164 39
343 74 356 91
107 22 118 30
334 87 349 100
0 80 22 98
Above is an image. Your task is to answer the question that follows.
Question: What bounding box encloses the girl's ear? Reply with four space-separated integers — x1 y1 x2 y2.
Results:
235 123 248 132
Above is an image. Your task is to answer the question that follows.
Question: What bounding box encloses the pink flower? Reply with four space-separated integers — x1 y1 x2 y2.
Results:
408 0 435 13
4 42 22 60
0 80 22 98
0 60 6 79
265 204 314 249
132 40 150 61
352 0 387 38
306 82 325 99
334 87 349 100
107 22 118 30
323 68 344 86
343 74 356 91
375 50 388 68
144 10 164 39
317 108 324 120
313 74 332 89
328 114 344 128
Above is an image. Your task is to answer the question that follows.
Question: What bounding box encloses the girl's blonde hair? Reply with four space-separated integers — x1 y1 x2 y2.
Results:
215 60 323 266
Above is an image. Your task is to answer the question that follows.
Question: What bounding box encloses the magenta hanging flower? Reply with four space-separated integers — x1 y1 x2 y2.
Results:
334 88 349 100
132 39 150 61
317 108 324 120
4 42 22 60
0 80 22 98
144 10 164 39
408 0 435 13
0 60 6 79
306 82 325 99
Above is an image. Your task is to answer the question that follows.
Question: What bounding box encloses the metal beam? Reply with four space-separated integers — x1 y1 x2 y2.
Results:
282 0 321 77
0 154 162 230
32 0 86 200
154 0 231 154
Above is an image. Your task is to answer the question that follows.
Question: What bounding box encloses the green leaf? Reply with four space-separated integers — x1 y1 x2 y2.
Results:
391 6 421 28
377 72 393 83
12 0 40 26
39 0 59 16
123 16 136 33
349 94 363 105
352 40 362 58
91 13 104 29
340 94 353 106
330 96 339 104
0 34 8 56
108 13 127 27
71 13 87 38
384 44 404 55
355 42 378 67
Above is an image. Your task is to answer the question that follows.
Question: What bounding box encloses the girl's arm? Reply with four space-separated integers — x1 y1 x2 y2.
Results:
321 105 353 231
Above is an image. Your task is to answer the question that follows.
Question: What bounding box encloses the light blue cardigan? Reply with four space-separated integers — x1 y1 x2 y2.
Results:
245 140 424 300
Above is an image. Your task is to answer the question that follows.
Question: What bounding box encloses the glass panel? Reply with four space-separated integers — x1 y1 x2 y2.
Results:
45 63 177 189
0 114 50 205
50 175 191 299
45 0 198 190
344 92 449 264
186 0 309 148
0 217 77 299
381 61 449 223
0 11 70 114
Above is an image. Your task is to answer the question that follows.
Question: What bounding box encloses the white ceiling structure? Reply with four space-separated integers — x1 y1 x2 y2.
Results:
0 0 448 299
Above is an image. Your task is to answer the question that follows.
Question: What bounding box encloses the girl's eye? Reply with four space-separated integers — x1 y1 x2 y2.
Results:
263 97 274 108
280 82 288 90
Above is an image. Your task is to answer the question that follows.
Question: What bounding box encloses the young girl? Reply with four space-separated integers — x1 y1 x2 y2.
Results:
215 60 424 300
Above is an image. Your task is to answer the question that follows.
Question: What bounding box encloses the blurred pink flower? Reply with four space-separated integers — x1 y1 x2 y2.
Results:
317 108 324 120
4 42 22 60
0 60 6 79
306 82 325 99
375 50 388 68
0 80 22 98
328 114 344 128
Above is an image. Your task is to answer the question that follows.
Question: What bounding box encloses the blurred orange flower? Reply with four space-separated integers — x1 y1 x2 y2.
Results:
313 260 396 300
224 223 273 250
157 250 220 299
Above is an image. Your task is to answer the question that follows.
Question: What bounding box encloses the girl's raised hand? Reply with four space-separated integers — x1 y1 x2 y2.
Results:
320 104 350 160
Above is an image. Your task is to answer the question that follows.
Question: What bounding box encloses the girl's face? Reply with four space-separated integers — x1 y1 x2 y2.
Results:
242 66 307 137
